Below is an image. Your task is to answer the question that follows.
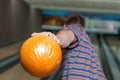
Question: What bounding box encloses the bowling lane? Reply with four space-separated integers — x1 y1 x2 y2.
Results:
107 39 120 61
0 42 23 60
0 63 41 80
0 41 43 80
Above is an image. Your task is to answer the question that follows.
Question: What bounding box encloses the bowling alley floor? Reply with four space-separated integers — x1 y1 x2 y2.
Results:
0 63 41 80
0 42 22 60
0 42 41 80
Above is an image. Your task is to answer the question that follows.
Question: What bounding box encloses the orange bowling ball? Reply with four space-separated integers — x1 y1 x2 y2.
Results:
20 35 62 77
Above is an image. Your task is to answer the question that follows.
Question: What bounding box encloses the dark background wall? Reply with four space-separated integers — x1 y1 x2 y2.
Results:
0 0 41 46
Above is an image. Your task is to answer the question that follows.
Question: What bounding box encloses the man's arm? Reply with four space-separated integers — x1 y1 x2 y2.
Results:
56 30 76 48
31 30 76 48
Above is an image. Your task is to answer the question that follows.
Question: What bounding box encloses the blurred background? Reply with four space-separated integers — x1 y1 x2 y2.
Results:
0 0 120 80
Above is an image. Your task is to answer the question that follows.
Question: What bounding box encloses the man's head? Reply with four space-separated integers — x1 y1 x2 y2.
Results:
64 14 85 27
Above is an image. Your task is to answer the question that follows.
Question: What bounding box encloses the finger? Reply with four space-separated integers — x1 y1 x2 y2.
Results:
54 37 60 44
31 32 49 37
31 33 38 36
40 32 51 36
49 33 60 43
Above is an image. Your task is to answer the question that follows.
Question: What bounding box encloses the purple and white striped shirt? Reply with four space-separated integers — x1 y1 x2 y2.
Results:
60 25 106 80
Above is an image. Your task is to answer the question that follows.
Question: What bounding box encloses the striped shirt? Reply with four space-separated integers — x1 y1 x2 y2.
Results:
60 25 106 80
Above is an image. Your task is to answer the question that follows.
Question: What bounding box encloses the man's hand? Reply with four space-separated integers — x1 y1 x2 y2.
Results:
31 32 60 43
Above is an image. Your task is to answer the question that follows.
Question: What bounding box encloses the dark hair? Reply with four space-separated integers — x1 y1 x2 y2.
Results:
64 14 85 27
